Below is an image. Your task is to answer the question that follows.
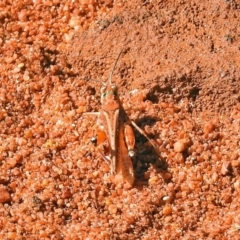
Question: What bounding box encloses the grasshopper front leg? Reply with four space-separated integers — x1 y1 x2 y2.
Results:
82 112 111 161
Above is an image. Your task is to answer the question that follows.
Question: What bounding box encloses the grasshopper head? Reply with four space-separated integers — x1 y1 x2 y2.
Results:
100 85 118 103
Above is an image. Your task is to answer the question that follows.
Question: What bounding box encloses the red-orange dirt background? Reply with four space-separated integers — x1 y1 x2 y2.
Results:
0 0 240 239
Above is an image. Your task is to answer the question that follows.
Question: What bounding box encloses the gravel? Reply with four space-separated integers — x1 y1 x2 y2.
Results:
0 0 240 239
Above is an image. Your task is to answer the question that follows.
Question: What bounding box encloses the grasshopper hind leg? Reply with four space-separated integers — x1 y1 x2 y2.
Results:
124 124 136 158
116 123 135 186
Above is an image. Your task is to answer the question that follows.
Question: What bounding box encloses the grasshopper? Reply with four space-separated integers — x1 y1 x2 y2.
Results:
83 50 158 186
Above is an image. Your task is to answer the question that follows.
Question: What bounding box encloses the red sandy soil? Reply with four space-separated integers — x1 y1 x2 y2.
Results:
0 0 240 239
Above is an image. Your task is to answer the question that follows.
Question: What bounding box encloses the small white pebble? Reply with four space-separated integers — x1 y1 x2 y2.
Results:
18 63 25 69
163 196 170 201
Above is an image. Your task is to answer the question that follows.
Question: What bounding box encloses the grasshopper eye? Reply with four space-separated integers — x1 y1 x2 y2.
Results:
100 86 107 98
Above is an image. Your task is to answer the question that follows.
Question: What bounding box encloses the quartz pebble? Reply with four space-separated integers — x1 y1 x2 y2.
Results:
221 161 231 175
174 140 187 153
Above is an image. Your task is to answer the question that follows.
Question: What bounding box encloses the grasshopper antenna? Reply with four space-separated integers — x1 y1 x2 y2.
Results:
83 77 106 86
108 49 123 85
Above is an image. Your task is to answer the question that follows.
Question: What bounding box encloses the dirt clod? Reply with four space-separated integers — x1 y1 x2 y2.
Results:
0 187 11 203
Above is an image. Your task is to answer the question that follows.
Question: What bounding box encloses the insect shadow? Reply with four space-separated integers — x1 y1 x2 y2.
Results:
132 116 169 184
